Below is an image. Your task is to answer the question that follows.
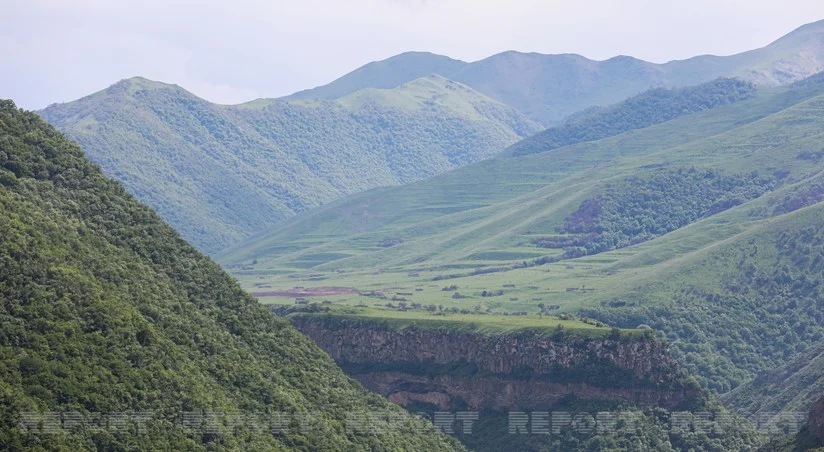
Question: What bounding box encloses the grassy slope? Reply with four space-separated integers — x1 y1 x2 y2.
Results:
220 78 824 397
504 78 758 157
220 80 824 267
40 76 540 254
283 20 824 125
284 305 633 338
0 100 462 450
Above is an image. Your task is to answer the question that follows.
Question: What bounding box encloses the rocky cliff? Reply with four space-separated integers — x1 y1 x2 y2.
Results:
290 316 699 411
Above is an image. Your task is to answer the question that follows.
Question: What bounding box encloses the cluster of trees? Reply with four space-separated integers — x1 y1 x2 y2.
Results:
0 101 460 450
535 167 775 256
507 78 758 157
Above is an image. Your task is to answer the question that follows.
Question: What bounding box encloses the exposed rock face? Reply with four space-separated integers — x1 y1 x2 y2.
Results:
291 317 698 411
358 372 694 411
810 397 824 443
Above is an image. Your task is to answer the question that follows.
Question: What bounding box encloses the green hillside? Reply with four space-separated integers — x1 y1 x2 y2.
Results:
0 100 462 450
219 74 824 399
285 20 824 125
505 78 758 157
288 51 467 100
40 75 540 254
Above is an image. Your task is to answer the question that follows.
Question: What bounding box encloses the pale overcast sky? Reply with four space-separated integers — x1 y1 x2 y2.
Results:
4 0 824 110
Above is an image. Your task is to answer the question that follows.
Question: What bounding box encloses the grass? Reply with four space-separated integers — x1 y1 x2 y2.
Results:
286 305 640 338
219 83 824 268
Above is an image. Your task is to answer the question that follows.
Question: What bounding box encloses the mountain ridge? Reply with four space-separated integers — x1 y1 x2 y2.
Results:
40 74 540 254
285 19 824 125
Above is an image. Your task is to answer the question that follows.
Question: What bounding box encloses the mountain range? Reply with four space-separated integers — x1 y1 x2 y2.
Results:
6 17 824 451
288 19 824 126
40 20 824 257
41 75 539 254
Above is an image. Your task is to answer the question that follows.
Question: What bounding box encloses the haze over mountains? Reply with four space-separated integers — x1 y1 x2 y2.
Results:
289 19 824 126
41 75 539 254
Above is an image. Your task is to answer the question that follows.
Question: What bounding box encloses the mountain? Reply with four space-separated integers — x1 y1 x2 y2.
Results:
38 19 824 254
288 51 467 100
218 73 824 402
0 100 462 450
504 77 758 157
286 19 824 125
40 75 540 254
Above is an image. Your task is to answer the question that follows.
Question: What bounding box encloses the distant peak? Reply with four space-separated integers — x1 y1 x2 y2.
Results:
99 77 193 101
482 50 592 63
604 54 643 63
380 51 465 64
769 18 824 44
789 18 824 33
115 76 178 90
394 50 449 58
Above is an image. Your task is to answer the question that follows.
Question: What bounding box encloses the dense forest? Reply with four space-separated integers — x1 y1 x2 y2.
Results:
0 100 461 450
40 76 540 254
506 78 758 157
534 167 776 257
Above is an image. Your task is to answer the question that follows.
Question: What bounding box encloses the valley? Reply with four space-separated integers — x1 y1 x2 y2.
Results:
4 11 824 452
221 75 824 405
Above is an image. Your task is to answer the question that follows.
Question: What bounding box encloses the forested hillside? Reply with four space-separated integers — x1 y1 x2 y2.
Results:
535 167 775 256
0 100 461 450
40 75 539 254
582 203 824 393
287 20 824 125
506 78 758 157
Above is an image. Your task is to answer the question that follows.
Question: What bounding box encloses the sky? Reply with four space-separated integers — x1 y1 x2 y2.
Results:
4 0 824 110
